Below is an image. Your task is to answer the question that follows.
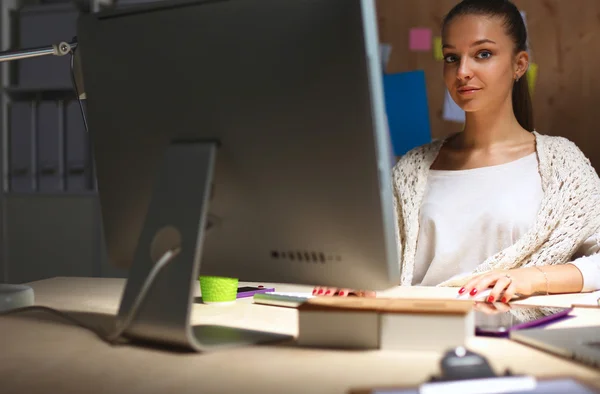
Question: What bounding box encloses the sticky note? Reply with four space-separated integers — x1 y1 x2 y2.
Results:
382 70 432 157
433 36 444 61
379 43 392 72
409 28 432 51
527 62 538 95
442 89 465 123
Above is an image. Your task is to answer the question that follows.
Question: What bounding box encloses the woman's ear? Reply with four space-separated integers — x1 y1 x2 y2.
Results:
514 50 529 81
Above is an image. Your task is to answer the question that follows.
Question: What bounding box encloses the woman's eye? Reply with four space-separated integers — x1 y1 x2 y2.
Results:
476 51 492 59
444 54 458 63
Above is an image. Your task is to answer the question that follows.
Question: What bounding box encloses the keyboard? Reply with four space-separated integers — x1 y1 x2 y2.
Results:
253 292 314 308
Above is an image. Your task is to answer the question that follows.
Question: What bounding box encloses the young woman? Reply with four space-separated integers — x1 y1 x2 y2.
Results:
315 0 600 301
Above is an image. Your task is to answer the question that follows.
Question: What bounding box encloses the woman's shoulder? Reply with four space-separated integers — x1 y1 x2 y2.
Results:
392 138 445 175
535 132 600 188
535 131 591 164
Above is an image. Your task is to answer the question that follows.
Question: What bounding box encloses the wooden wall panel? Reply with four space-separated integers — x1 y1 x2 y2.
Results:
376 0 600 171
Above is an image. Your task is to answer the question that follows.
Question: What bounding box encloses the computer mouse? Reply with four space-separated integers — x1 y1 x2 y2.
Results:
456 288 494 302
456 288 520 302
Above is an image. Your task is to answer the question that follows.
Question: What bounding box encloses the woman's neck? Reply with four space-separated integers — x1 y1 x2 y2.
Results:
460 100 527 150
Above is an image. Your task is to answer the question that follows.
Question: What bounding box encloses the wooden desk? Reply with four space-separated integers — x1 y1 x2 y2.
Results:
0 277 599 394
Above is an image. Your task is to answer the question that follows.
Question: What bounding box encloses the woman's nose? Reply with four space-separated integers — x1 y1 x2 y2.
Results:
456 58 474 81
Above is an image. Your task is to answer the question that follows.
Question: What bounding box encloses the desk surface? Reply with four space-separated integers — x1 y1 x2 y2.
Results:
0 277 599 394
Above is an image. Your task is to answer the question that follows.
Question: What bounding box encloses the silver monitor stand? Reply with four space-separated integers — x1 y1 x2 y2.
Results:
115 142 292 350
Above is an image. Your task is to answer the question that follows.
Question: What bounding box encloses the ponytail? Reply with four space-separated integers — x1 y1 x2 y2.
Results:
512 72 534 131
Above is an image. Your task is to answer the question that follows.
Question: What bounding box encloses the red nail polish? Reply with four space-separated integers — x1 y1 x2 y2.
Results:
312 289 316 295
317 289 324 295
501 297 507 303
338 291 345 296
469 288 478 296
487 296 494 303
458 287 466 294
325 290 331 295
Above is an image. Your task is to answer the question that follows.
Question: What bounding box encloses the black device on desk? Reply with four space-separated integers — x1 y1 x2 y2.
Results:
436 347 498 381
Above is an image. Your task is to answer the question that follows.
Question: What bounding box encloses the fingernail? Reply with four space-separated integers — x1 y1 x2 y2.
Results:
487 296 494 303
469 288 478 296
458 287 466 294
325 290 331 295
501 297 507 303
317 289 324 295
338 291 345 296
312 289 316 295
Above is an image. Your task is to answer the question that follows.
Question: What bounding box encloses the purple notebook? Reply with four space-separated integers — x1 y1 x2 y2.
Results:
236 286 275 299
474 304 573 337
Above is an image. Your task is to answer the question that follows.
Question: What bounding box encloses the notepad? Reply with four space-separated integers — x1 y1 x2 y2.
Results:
253 292 313 308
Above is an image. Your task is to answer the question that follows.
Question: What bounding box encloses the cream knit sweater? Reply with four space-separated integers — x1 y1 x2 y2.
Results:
392 131 600 287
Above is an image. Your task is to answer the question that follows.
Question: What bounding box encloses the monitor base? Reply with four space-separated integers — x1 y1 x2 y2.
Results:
0 284 34 312
191 325 293 350
114 141 288 352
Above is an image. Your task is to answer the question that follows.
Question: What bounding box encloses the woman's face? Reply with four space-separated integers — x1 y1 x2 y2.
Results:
442 14 526 113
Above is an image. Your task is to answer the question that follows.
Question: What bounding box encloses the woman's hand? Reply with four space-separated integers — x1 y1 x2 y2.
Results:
458 268 542 303
473 300 511 314
312 287 376 297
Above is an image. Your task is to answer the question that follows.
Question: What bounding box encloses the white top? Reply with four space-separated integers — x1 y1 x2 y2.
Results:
412 153 600 291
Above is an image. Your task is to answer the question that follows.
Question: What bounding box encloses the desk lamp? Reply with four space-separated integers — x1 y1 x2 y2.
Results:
0 38 86 312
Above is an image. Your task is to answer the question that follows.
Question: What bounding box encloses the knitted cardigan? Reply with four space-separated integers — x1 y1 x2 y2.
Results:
392 131 600 287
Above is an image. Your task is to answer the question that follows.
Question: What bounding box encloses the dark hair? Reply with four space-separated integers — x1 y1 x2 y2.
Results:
442 0 534 131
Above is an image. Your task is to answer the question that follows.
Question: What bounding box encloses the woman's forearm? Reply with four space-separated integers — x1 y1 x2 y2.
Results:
522 264 584 294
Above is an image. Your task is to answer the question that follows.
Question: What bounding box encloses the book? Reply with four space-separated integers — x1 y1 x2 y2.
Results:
571 291 600 308
297 297 475 351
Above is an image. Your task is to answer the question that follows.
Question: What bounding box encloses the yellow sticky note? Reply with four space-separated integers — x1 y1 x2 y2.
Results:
527 63 538 95
433 36 444 61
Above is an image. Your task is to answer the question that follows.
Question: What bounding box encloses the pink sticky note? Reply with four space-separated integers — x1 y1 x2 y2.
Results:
409 28 432 51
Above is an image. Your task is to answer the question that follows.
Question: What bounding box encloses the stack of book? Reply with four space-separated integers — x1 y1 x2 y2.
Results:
297 297 475 351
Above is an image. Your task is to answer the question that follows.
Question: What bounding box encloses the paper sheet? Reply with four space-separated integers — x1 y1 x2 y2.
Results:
379 43 392 72
442 89 465 123
520 10 532 59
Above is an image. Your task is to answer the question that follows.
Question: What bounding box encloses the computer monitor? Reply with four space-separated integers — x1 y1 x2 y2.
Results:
77 0 399 351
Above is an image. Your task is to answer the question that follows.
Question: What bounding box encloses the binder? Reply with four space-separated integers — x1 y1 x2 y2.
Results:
65 101 91 191
9 102 35 193
36 101 62 192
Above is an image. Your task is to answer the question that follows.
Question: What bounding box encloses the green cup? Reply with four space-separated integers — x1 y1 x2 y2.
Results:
199 275 239 304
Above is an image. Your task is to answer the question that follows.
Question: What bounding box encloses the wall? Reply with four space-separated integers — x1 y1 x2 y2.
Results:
376 0 600 171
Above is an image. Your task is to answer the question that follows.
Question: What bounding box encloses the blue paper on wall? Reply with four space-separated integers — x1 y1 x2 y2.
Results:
382 70 431 157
